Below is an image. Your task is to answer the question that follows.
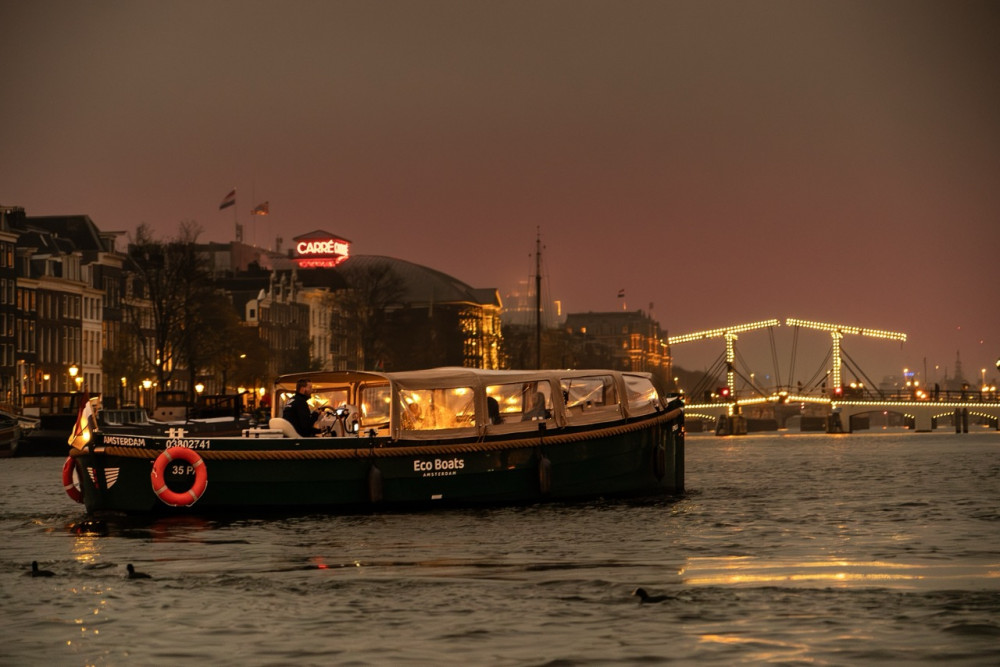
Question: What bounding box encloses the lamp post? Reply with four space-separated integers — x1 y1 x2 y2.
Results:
68 364 79 392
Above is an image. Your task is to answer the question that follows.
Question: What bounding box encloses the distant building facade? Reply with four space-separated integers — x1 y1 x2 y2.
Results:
7 207 676 410
563 310 672 388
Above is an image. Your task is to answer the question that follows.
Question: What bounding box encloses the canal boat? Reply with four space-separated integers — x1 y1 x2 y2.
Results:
0 411 21 458
64 368 684 514
17 392 85 457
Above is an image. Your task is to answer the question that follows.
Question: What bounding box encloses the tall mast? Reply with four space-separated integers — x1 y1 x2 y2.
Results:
535 228 542 369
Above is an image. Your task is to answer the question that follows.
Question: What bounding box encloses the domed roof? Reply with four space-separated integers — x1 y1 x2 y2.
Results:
339 255 498 307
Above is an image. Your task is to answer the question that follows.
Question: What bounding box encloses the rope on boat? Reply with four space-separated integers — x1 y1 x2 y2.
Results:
76 408 681 462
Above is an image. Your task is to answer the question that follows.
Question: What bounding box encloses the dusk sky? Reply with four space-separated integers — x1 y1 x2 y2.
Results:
2 0 997 384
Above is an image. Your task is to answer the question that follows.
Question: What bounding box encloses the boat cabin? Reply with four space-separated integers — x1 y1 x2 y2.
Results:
270 368 667 441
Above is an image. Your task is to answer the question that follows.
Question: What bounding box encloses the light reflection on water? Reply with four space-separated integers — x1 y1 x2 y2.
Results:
1 431 998 665
680 555 1000 588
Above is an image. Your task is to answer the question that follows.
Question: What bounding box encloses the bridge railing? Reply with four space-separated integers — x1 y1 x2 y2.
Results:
692 388 1000 404
844 388 999 403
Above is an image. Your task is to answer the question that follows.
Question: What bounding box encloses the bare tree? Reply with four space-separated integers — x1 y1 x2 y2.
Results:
334 262 405 370
124 222 216 394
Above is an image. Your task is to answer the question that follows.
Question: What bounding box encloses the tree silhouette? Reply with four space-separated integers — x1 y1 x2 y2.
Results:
334 262 405 370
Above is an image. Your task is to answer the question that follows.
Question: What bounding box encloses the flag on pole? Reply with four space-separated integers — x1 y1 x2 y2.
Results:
219 189 236 210
251 201 269 215
617 288 625 298
68 394 95 450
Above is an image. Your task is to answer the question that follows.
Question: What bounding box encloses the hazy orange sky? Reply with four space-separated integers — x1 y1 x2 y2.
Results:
2 0 997 383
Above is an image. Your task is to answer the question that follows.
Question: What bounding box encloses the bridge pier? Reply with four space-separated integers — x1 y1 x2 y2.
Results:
954 408 969 434
826 413 844 433
913 412 933 433
714 413 747 436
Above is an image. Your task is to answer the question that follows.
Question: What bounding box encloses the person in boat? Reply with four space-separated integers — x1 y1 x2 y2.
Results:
283 379 320 437
487 396 502 425
401 399 422 429
521 383 548 421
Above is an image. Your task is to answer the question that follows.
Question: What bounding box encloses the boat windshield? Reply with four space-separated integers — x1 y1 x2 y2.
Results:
309 388 350 412
359 384 391 427
398 386 475 430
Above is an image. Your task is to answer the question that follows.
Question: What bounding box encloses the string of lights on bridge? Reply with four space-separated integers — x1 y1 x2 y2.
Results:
669 317 998 414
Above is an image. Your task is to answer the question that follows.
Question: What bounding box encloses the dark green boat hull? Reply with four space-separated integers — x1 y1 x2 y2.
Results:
69 412 684 514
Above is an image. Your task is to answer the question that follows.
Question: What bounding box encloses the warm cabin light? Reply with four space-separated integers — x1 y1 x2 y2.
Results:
258 387 266 396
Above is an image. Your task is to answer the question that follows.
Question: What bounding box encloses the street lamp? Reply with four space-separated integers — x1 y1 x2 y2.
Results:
195 382 205 395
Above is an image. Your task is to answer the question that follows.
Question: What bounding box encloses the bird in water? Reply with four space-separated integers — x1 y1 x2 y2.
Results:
27 561 55 577
632 587 671 603
126 563 151 579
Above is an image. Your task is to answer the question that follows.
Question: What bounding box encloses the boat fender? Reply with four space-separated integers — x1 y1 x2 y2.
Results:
150 447 208 507
538 454 552 496
62 457 84 503
368 464 383 503
653 442 666 480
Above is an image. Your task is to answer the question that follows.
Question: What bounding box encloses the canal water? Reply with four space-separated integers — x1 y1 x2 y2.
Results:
2 430 998 665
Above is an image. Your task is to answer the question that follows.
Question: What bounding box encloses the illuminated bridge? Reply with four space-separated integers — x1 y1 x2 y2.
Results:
670 317 1000 435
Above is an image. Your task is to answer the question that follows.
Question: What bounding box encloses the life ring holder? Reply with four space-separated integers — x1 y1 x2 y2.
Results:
62 457 84 503
151 447 208 507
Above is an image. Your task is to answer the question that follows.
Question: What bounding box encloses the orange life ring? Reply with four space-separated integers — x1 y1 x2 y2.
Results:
62 457 84 503
150 447 208 507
